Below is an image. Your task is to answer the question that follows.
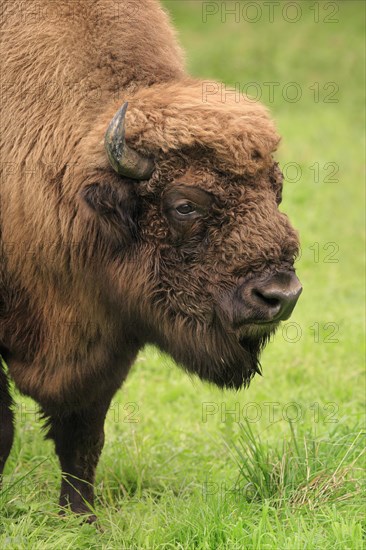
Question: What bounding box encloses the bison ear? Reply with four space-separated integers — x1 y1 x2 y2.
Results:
80 181 139 244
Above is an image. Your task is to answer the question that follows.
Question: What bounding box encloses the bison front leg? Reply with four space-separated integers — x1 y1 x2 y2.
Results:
0 357 15 479
45 398 111 522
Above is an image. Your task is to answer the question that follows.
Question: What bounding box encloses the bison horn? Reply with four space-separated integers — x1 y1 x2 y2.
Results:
105 102 154 180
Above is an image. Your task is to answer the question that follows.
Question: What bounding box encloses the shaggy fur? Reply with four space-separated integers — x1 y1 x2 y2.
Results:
0 0 300 518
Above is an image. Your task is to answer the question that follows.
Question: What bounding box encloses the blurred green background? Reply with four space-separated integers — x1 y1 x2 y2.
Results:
1 1 365 548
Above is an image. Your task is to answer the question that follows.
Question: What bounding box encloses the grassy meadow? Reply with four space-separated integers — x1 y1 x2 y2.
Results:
1 1 365 548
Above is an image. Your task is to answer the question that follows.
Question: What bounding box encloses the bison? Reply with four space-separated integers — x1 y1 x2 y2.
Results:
0 0 302 520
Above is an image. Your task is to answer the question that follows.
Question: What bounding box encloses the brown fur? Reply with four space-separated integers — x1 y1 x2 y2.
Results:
0 0 300 518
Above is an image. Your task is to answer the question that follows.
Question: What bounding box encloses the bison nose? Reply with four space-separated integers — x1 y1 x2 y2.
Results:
235 271 302 325
252 273 302 321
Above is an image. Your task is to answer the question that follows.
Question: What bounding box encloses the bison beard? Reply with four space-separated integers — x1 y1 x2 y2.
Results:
179 332 268 390
154 313 271 390
0 0 301 523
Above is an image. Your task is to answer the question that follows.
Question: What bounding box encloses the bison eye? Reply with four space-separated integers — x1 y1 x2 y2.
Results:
176 203 196 216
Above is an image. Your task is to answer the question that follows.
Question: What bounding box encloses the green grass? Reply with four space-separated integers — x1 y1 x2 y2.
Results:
1 1 365 548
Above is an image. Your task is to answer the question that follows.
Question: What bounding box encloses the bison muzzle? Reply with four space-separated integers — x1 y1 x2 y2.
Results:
0 0 302 520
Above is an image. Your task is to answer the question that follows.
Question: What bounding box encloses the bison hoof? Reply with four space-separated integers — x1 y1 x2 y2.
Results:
84 513 98 525
58 507 100 527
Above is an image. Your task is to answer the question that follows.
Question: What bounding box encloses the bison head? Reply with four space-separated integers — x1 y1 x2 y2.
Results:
82 80 301 390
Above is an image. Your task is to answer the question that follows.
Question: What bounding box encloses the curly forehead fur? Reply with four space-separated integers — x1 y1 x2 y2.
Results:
126 79 280 175
89 78 280 179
